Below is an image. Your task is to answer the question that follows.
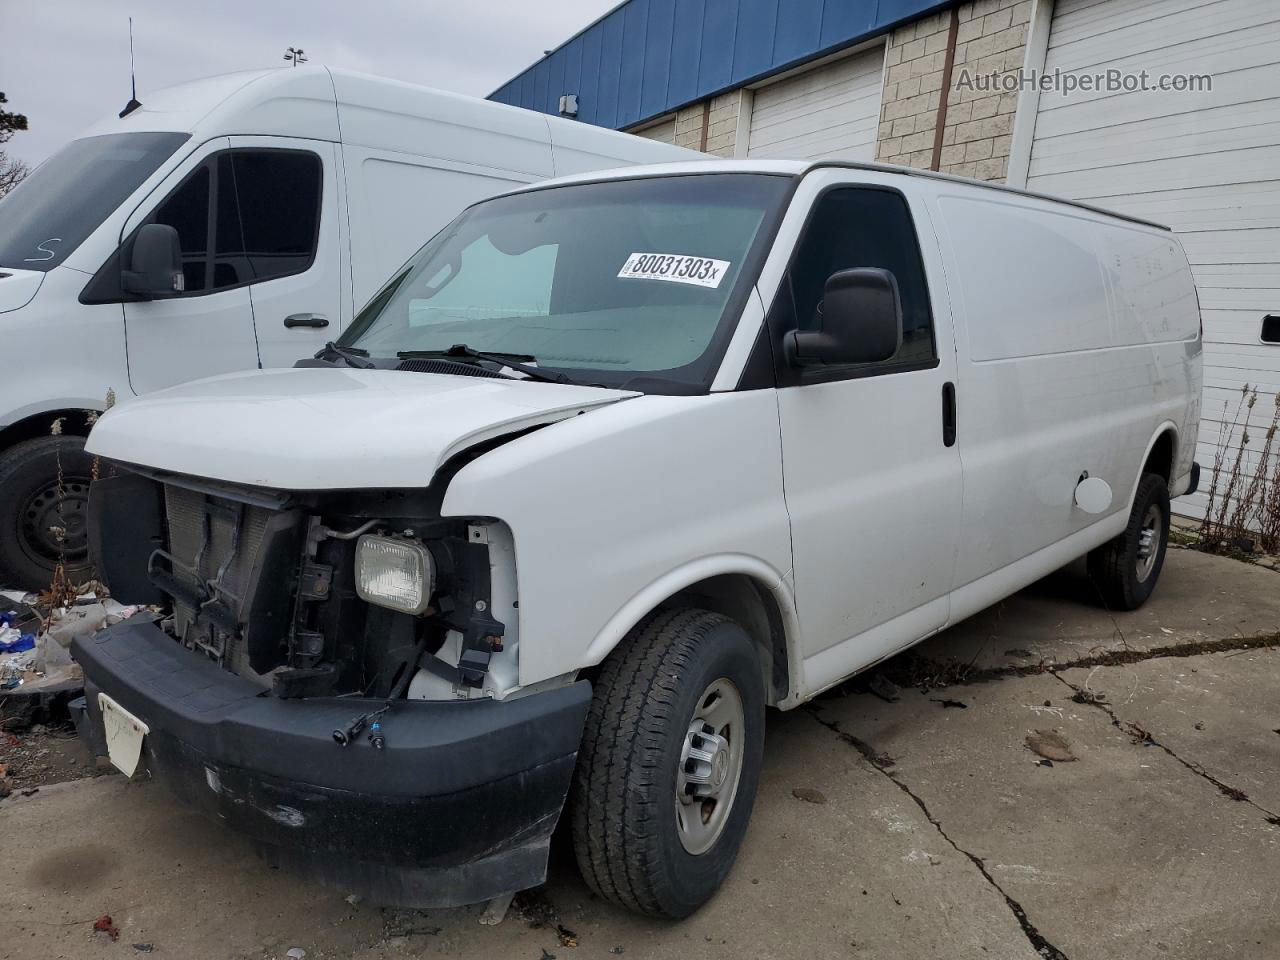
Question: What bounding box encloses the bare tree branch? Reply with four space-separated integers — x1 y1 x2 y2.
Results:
0 150 30 198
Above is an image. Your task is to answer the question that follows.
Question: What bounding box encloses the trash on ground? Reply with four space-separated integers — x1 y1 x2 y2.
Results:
1025 729 1077 762
1 583 148 725
93 914 121 941
930 698 967 709
46 602 108 647
556 924 578 947
1070 688 1107 705
286 948 307 959
867 673 901 703
0 629 35 653
791 786 828 804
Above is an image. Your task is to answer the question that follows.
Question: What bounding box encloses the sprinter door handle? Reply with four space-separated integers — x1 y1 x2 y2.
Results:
941 381 957 447
284 313 329 329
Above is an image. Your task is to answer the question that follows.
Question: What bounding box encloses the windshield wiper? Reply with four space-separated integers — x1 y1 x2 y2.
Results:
316 341 376 369
397 344 573 385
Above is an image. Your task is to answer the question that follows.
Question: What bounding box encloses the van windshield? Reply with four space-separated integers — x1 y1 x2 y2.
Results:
342 173 790 390
0 132 190 272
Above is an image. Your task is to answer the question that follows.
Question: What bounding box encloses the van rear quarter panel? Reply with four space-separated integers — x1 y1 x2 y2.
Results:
927 185 1200 592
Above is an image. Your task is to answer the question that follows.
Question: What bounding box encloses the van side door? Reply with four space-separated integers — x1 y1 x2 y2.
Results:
117 138 263 395
223 137 342 366
770 175 962 691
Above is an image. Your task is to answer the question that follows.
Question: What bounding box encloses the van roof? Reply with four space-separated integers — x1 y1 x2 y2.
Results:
80 65 699 168
511 158 1172 232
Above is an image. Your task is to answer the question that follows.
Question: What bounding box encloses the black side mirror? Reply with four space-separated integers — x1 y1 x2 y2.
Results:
787 267 903 366
122 223 184 299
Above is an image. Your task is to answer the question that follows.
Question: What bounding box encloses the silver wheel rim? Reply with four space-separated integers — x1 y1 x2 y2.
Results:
675 678 746 856
1136 503 1162 583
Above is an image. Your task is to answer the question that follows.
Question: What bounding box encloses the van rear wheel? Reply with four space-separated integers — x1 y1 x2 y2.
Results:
1087 473 1170 611
570 608 765 918
0 436 96 591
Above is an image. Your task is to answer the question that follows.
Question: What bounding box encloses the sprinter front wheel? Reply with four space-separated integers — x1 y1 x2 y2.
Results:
0 436 96 591
570 608 765 918
1088 473 1170 610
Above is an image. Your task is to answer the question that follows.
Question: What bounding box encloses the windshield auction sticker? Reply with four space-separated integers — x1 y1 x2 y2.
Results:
617 252 731 288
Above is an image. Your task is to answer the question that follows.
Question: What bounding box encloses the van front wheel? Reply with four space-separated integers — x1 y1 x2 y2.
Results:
570 608 765 918
0 436 96 592
1087 472 1170 611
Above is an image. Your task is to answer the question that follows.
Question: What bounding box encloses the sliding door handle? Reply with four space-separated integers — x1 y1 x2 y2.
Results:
941 381 957 448
284 313 329 329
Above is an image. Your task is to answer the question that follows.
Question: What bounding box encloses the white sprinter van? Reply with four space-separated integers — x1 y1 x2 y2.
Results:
75 160 1202 918
0 66 697 589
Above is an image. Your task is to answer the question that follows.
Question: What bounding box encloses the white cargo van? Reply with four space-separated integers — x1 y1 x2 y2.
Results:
0 66 697 589
75 160 1202 918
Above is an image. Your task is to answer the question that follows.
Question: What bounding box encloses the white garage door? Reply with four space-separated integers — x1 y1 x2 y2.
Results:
1026 0 1280 518
746 46 885 161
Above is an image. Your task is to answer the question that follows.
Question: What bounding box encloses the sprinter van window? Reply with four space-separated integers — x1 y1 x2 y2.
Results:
87 148 324 301
152 166 211 292
215 150 322 285
786 187 936 377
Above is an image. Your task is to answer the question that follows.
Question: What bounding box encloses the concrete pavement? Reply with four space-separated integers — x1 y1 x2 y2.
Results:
2 547 1277 960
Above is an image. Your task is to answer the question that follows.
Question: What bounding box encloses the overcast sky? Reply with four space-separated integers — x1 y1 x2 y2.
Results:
3 0 617 167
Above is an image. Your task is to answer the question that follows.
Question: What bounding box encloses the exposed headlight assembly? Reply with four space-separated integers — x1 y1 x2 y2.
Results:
354 535 435 615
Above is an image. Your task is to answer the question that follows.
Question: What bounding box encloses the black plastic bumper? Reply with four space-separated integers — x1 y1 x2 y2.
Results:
72 615 592 907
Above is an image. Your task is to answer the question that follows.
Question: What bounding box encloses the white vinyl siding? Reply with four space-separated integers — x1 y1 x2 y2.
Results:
1025 0 1280 518
745 46 885 161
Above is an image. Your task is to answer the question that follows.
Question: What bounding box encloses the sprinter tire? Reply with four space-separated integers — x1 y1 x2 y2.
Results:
1087 473 1170 611
0 436 97 591
570 607 765 918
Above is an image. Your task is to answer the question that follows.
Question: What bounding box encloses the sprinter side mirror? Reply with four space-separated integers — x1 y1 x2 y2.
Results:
122 223 184 299
787 267 903 366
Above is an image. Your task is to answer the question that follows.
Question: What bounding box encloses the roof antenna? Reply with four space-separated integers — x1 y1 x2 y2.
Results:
119 17 142 118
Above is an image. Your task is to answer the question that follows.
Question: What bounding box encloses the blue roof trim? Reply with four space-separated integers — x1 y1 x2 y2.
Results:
490 0 951 130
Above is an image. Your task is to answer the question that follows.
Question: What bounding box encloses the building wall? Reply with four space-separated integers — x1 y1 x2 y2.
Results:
705 91 745 156
876 0 1031 182
653 92 745 156
632 1 1033 181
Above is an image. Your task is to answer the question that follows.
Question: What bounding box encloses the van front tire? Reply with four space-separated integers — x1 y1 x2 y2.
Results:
0 436 96 591
1087 473 1170 611
570 608 765 918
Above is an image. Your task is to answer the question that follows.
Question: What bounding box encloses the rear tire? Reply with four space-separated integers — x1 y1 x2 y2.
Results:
1087 473 1170 611
0 436 96 591
570 608 765 918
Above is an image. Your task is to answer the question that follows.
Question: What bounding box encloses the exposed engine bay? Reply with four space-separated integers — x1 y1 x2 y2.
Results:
87 462 521 705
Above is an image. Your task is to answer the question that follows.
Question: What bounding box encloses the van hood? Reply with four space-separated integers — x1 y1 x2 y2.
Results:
87 367 639 490
0 267 45 314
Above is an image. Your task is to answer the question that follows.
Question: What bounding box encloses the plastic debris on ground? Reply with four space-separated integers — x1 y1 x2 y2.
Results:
1 582 142 721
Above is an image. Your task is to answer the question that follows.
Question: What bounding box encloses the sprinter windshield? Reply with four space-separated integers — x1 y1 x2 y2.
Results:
0 132 190 272
343 174 790 390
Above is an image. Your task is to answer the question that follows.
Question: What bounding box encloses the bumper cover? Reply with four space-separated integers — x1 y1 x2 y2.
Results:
72 615 591 906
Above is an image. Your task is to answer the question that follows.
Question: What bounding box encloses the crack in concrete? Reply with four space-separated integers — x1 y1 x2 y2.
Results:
875 632 1280 692
1050 672 1280 821
807 708 1071 960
